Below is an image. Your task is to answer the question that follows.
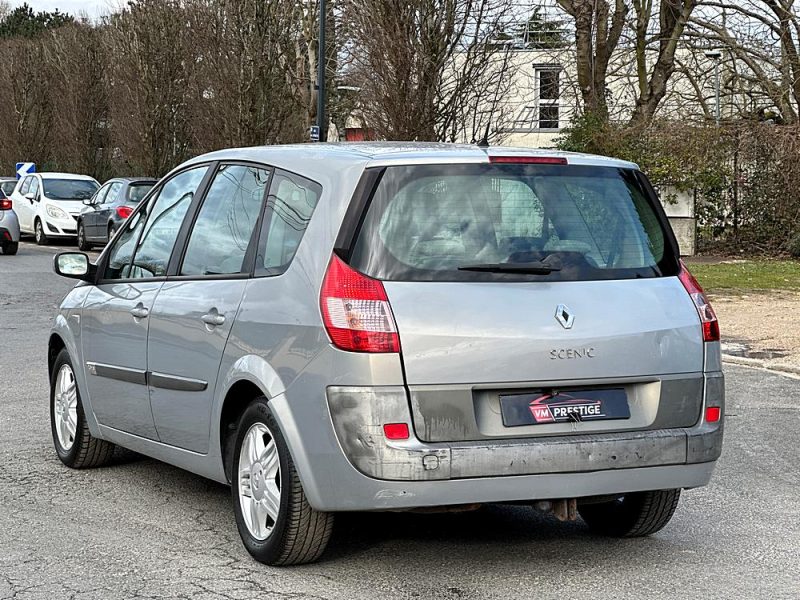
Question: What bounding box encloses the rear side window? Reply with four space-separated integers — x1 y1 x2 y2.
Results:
1 181 16 196
349 164 676 282
256 170 321 276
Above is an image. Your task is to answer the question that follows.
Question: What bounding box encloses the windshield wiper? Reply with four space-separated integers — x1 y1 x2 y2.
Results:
457 261 561 274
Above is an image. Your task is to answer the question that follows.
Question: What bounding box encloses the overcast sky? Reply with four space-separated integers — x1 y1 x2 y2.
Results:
7 0 118 19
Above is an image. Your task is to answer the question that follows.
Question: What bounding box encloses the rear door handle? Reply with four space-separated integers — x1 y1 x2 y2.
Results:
130 304 149 319
201 310 225 327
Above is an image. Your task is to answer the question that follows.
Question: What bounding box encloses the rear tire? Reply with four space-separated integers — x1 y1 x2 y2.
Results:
50 349 115 469
579 489 681 537
35 219 48 245
230 397 333 565
77 222 92 251
1 241 18 255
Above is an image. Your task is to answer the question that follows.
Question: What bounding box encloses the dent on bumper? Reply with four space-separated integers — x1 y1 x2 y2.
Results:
327 384 724 482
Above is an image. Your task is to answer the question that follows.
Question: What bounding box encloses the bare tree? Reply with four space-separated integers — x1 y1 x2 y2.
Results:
186 0 309 150
691 1 800 123
343 0 516 143
629 0 698 125
103 0 195 176
556 0 628 120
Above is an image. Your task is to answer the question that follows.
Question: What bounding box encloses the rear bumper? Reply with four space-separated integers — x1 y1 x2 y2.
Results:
270 371 724 512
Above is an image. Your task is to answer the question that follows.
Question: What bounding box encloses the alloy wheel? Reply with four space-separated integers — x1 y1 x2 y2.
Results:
238 422 281 541
53 364 78 451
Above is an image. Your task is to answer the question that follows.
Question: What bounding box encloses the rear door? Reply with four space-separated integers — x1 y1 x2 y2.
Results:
346 161 703 437
82 166 209 438
84 183 111 239
94 181 123 239
146 163 270 452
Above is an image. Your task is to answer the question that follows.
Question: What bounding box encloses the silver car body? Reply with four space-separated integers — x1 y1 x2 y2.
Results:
49 143 724 511
0 179 21 244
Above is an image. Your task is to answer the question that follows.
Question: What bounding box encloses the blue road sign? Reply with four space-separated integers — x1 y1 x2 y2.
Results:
15 162 35 180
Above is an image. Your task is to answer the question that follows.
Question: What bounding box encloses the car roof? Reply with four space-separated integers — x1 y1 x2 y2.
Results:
105 177 157 183
36 172 98 181
186 142 639 180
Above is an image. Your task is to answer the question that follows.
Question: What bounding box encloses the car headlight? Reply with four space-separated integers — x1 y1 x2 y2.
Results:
46 205 68 220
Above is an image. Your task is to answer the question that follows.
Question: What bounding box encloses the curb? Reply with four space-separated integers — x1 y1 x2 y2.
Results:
722 354 800 378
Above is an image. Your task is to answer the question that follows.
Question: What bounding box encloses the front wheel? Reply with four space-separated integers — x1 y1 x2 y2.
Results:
50 349 115 468
1 241 18 255
230 397 333 565
578 489 681 537
35 219 48 245
77 222 92 251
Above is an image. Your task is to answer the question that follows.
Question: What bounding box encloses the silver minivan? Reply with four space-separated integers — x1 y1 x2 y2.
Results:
50 143 724 565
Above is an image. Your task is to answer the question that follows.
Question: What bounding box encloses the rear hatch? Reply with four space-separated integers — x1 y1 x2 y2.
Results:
340 158 706 440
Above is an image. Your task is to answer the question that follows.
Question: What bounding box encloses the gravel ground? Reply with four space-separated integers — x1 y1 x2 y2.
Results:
1 242 799 599
712 290 800 370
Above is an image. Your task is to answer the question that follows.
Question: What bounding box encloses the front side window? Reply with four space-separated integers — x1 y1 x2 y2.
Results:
28 177 40 198
91 184 111 206
19 177 31 195
103 166 207 280
349 164 676 282
257 170 321 275
181 165 270 276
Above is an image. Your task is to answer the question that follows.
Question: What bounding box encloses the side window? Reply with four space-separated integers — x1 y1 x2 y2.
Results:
103 209 148 279
29 177 40 198
92 184 111 206
257 170 321 275
181 164 270 276
103 182 124 204
102 166 207 280
19 177 31 195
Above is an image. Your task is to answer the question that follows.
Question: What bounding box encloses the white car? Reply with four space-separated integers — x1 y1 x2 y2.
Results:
11 173 100 245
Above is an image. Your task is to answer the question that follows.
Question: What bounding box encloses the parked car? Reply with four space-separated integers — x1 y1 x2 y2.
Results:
77 177 157 250
48 143 724 566
11 172 99 245
0 179 20 255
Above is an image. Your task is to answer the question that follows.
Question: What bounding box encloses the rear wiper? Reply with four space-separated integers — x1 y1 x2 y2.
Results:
457 261 561 274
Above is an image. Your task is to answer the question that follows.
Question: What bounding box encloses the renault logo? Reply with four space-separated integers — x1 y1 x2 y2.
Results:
555 304 575 329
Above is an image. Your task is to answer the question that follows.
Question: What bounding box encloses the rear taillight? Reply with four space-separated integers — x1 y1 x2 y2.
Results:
116 206 133 219
678 261 720 342
0 199 11 210
320 254 400 353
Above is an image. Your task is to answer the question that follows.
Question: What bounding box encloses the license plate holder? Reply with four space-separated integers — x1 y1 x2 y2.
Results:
500 388 630 427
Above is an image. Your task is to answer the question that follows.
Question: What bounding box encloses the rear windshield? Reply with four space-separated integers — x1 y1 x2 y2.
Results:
0 181 15 197
126 182 154 203
43 179 98 200
349 164 678 282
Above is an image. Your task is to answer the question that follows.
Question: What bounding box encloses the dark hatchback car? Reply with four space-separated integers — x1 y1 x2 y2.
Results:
77 177 156 250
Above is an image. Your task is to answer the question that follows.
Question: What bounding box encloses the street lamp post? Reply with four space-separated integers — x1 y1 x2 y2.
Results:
316 0 326 142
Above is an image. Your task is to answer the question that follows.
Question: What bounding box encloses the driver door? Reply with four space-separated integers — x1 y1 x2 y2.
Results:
81 166 210 438
13 177 34 232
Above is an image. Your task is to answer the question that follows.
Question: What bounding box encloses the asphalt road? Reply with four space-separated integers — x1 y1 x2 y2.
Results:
1 241 798 600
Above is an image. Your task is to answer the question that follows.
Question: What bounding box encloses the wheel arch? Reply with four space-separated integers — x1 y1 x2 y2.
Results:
48 333 66 379
219 379 269 482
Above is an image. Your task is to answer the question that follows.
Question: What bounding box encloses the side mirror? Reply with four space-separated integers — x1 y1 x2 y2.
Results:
54 252 94 281
82 199 93 206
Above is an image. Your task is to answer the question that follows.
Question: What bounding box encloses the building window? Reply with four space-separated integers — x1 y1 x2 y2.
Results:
512 66 561 131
